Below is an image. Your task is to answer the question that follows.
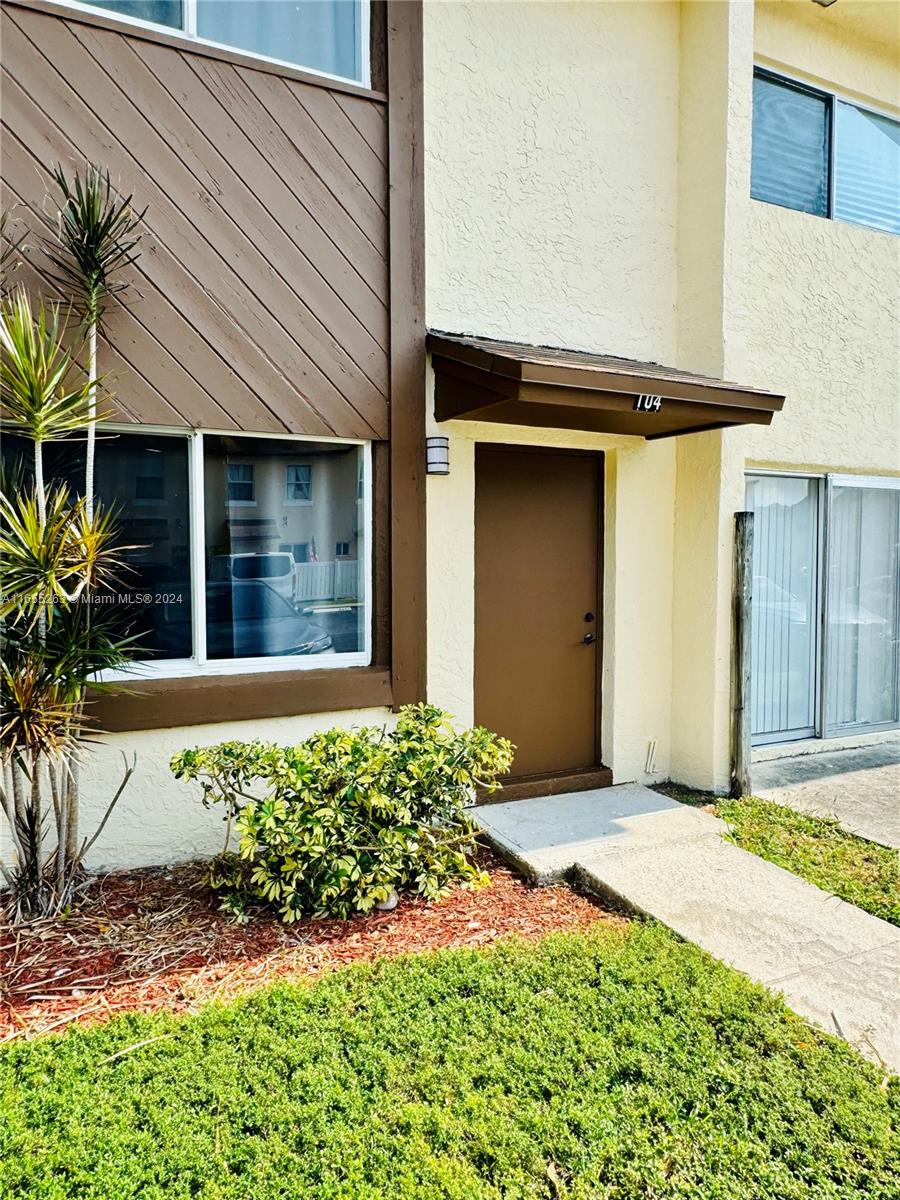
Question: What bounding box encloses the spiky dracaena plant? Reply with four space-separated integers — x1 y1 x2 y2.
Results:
0 289 95 527
0 285 137 920
44 164 144 520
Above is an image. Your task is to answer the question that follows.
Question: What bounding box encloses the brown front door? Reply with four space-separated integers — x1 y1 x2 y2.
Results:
475 445 602 778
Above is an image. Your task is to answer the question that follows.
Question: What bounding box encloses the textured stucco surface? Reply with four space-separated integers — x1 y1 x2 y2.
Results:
67 708 393 871
422 0 898 800
755 0 900 107
742 202 900 473
747 1 900 474
424 0 680 363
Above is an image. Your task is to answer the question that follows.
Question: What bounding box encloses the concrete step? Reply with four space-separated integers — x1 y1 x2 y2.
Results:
473 785 900 1072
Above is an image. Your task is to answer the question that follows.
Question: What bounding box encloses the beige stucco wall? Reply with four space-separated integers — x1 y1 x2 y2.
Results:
424 1 762 792
742 203 900 473
424 0 681 364
423 0 898 798
745 1 900 474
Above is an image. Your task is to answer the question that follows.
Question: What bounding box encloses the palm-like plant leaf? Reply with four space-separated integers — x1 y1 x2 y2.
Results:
3 598 142 704
0 287 98 441
0 487 130 629
44 164 145 328
0 654 83 760
1 210 27 293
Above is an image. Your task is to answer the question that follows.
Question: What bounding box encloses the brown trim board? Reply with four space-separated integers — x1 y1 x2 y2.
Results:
387 0 427 707
90 668 392 733
429 332 786 440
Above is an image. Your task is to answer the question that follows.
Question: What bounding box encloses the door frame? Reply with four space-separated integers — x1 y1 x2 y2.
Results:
474 442 609 795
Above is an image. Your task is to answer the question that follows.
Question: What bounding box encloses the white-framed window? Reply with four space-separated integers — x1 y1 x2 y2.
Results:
226 461 255 505
746 471 900 744
751 67 900 236
285 463 313 504
60 0 371 87
0 426 373 679
335 541 351 557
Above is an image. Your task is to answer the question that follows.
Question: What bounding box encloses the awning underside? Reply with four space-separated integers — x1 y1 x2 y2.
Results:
428 332 785 440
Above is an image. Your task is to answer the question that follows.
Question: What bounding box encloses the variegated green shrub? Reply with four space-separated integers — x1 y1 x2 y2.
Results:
171 704 514 922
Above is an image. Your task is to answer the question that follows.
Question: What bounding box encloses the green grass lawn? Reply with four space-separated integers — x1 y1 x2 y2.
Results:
3 925 898 1200
660 785 900 927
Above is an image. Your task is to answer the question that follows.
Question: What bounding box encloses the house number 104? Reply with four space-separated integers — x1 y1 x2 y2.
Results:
633 394 663 412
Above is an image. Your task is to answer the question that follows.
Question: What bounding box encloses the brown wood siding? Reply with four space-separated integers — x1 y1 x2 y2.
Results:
1 1 390 440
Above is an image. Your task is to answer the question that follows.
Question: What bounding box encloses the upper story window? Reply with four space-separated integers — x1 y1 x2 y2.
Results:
751 69 900 236
72 0 369 84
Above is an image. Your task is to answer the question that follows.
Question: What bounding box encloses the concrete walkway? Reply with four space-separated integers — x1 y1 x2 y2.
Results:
752 743 900 850
474 785 900 1072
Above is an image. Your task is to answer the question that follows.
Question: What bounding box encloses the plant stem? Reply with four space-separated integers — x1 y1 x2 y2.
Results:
34 439 46 527
85 319 97 522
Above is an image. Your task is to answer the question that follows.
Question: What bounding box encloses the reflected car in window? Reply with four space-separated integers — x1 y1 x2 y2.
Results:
154 581 333 658
208 552 296 603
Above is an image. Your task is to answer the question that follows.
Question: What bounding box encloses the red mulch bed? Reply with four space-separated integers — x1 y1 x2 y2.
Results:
1 852 622 1041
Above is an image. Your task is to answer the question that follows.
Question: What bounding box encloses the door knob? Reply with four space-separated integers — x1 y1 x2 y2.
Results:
582 632 596 645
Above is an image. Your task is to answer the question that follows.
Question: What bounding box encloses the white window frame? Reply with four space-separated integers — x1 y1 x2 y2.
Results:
99 425 372 682
57 0 372 89
752 63 900 236
285 463 313 506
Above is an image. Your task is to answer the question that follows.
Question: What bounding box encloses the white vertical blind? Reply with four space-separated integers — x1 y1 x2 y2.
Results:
746 475 820 741
834 102 900 236
825 484 900 730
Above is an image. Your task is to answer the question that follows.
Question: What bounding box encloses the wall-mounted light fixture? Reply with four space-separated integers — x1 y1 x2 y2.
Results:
426 435 450 476
811 0 839 7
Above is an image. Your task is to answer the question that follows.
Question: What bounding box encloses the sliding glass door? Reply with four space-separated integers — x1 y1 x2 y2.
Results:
746 473 900 745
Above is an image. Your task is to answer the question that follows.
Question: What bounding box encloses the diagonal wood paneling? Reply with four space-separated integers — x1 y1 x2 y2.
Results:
0 2 390 439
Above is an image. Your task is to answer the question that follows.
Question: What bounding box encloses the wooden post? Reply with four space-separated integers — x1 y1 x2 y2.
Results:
730 511 754 799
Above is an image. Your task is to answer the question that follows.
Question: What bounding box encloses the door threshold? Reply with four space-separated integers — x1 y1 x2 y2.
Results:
479 765 613 805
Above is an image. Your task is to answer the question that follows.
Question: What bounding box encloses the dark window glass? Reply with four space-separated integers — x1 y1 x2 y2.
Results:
86 1 182 28
752 73 830 217
834 102 900 235
204 435 365 659
1 431 192 660
197 0 362 81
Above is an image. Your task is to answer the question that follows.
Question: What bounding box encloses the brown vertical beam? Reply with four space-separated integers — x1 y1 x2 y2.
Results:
387 0 426 707
369 0 388 93
730 511 754 798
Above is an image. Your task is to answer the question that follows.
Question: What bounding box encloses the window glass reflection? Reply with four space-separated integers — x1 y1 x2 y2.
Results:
1 431 192 660
203 435 365 659
197 0 362 80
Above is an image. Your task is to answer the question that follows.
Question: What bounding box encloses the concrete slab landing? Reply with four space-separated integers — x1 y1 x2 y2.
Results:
474 785 900 1072
752 742 900 851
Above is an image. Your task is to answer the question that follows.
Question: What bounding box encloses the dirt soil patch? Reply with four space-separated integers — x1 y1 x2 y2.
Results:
1 851 620 1040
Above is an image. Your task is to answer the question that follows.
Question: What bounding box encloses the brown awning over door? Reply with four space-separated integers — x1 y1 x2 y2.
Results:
428 332 785 439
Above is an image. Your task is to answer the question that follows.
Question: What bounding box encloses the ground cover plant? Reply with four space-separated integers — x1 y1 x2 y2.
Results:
2 924 897 1200
171 704 514 922
660 785 899 927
